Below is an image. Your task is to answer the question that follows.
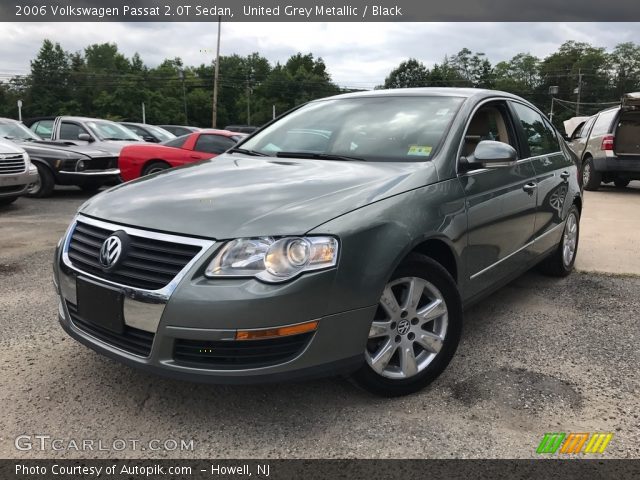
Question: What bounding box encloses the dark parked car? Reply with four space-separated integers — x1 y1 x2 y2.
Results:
54 88 582 396
0 118 120 197
119 122 176 143
157 125 201 137
225 124 259 134
567 92 640 190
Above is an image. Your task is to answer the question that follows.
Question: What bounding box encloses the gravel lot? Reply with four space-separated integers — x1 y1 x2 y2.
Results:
0 187 639 459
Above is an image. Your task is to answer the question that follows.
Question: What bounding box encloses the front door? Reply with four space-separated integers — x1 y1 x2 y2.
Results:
458 101 538 299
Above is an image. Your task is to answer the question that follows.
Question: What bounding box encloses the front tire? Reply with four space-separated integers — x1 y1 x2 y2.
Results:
582 158 601 191
539 205 580 277
351 254 462 397
26 163 55 198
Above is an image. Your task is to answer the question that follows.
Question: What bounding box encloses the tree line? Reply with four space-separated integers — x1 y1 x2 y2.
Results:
0 39 639 129
379 41 640 125
0 40 341 128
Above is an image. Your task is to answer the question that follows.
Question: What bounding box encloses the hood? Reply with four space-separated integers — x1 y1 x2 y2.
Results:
80 154 437 239
54 140 140 155
0 138 25 155
31 140 116 158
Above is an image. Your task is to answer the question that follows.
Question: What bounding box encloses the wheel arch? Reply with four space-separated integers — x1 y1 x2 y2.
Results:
142 158 171 173
407 236 459 284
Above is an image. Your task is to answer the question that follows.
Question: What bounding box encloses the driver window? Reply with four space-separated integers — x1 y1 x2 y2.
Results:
463 104 513 157
60 122 88 140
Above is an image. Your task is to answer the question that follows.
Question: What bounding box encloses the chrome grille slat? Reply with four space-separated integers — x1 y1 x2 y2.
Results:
0 154 26 174
67 220 202 291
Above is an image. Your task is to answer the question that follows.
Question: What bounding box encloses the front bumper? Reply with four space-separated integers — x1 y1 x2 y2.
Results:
0 163 38 198
53 216 373 383
56 168 121 185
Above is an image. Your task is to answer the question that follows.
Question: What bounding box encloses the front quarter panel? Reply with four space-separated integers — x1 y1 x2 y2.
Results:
309 177 468 314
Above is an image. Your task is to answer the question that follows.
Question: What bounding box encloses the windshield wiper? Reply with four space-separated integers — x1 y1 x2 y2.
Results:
228 147 268 156
275 151 364 162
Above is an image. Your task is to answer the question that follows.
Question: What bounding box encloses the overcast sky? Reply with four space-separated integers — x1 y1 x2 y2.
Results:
1 22 639 87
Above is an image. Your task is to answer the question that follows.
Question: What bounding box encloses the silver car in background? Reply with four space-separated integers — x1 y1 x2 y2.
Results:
0 138 39 206
568 92 640 190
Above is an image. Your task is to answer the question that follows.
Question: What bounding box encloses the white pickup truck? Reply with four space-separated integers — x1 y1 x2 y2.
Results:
24 116 147 156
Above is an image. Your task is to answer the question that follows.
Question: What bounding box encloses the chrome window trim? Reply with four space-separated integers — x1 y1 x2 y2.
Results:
469 221 565 280
61 214 216 302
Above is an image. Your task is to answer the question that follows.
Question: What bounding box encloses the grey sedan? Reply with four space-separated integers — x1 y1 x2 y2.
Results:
53 88 582 396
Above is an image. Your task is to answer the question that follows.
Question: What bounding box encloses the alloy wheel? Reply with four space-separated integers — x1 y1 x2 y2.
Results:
365 277 448 380
562 212 578 267
582 163 591 186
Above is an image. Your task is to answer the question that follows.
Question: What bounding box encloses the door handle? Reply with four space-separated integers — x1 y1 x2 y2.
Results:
523 182 537 194
560 171 570 181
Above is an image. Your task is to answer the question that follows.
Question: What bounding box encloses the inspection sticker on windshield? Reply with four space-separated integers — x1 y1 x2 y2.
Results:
408 145 432 156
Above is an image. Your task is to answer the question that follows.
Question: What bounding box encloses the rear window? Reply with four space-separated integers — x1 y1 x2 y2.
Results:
162 135 190 148
241 96 465 162
591 109 618 136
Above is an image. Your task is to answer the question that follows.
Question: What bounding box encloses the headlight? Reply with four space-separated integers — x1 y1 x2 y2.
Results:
205 236 339 283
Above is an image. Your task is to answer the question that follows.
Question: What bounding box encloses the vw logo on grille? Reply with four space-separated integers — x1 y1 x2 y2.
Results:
99 235 123 269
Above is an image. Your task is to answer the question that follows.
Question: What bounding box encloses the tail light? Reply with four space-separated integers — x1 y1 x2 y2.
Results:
601 135 614 151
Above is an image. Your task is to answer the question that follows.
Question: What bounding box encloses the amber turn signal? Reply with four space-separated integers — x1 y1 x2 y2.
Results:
235 320 319 340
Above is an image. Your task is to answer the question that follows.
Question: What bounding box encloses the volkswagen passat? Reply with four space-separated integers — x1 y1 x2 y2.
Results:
54 88 582 396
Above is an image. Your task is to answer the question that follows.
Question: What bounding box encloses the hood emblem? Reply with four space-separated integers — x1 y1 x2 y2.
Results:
99 235 123 269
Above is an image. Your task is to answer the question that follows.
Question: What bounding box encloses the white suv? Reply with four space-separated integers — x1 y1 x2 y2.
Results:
0 138 39 206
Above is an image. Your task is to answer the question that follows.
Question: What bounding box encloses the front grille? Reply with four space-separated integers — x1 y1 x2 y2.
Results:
0 154 26 174
173 333 314 369
67 220 202 291
67 302 154 357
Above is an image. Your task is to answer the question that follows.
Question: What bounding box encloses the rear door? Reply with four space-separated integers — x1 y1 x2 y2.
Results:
568 116 595 160
510 101 575 255
459 99 538 299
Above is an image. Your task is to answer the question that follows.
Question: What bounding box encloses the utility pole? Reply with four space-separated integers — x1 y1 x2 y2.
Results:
179 69 188 124
212 16 221 128
142 102 146 124
575 68 582 116
246 72 251 125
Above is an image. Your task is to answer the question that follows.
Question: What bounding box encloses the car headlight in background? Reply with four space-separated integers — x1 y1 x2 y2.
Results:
205 236 339 283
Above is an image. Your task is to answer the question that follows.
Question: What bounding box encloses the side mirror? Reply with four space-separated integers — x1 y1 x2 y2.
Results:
463 140 517 168
143 136 157 143
77 133 93 142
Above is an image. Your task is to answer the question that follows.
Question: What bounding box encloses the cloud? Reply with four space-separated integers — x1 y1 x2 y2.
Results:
1 22 638 87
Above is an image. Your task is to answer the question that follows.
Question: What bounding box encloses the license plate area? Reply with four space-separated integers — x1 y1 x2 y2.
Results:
76 277 124 334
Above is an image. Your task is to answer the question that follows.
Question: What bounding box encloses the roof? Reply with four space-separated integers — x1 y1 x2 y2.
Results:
325 87 523 101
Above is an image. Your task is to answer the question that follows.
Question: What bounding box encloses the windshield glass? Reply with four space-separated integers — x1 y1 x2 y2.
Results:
0 120 42 141
240 96 464 162
86 120 141 141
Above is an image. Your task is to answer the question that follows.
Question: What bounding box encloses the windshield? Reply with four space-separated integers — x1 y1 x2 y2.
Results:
86 120 141 141
0 120 42 141
240 96 464 162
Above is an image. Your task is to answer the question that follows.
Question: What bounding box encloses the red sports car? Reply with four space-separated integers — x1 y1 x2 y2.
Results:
119 129 246 181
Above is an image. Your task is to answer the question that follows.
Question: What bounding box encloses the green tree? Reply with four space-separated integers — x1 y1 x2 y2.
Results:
381 59 430 89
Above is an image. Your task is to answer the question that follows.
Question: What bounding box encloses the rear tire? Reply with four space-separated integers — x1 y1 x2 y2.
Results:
142 161 171 176
582 158 601 191
351 254 462 397
614 178 630 188
26 163 55 198
539 205 580 277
